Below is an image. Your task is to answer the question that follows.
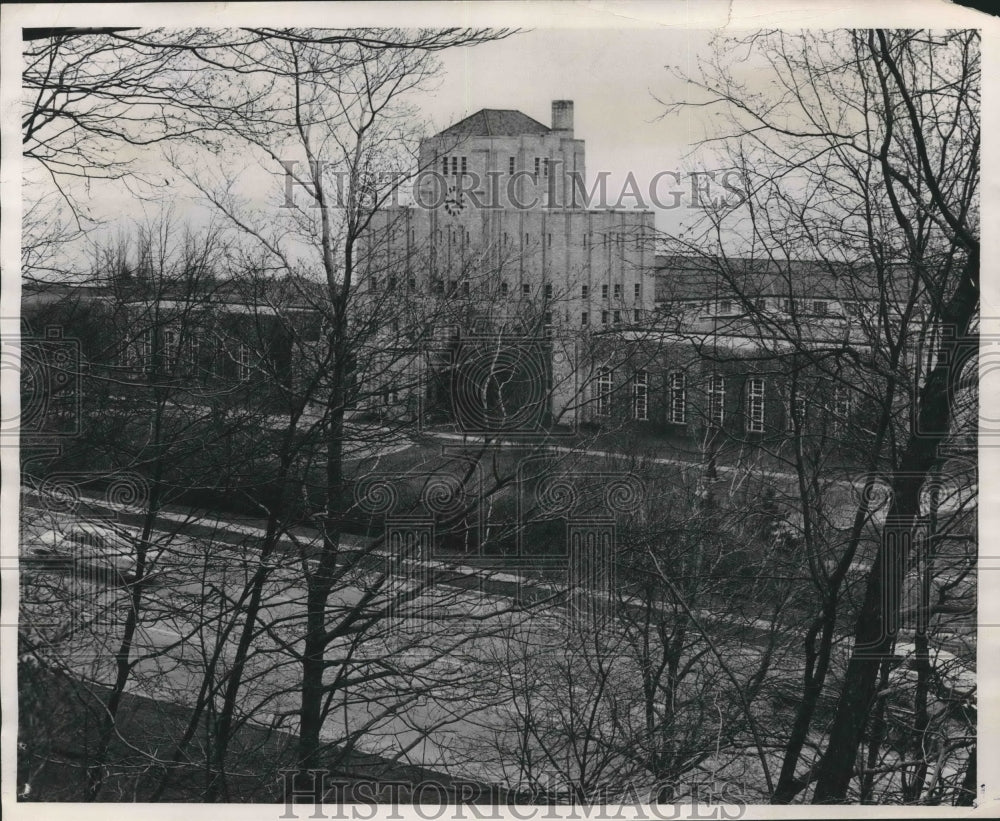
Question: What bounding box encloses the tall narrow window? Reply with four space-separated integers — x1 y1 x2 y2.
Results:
509 156 515 175
787 387 806 431
238 343 252 381
543 158 550 177
747 376 765 433
451 156 458 176
633 370 648 421
461 156 467 175
668 372 686 424
601 310 609 325
612 310 621 324
709 374 725 427
163 328 179 371
500 281 509 297
614 284 622 299
522 283 531 297
534 157 540 180
831 384 851 432
581 285 589 299
596 368 612 417
602 284 609 300
462 280 470 297
634 283 641 301
545 283 553 299
633 309 641 323
581 312 589 326
138 329 153 373
441 156 448 175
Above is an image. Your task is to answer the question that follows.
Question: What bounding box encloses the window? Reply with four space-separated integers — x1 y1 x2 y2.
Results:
787 388 806 431
634 309 641 323
522 283 531 297
462 280 470 297
387 276 396 291
783 298 794 313
755 297 767 310
613 284 622 299
509 156 515 175
238 343 252 381
596 368 612 417
543 158 550 177
441 156 448 175
451 156 458 176
163 328 179 371
746 377 765 433
581 312 589 326
708 374 725 426
813 300 827 315
408 277 416 292
831 384 851 431
500 282 509 297
668 372 687 424
433 279 444 295
545 283 553 299
547 233 552 247
582 285 589 299
534 157 540 180
718 300 733 315
449 279 458 297
138 329 153 372
602 284 609 300
461 156 467 175
844 301 859 317
633 370 648 421
601 311 609 325
613 310 621 324
544 312 553 337
634 283 642 301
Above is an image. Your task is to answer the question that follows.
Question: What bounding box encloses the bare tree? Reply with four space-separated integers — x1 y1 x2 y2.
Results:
660 28 978 803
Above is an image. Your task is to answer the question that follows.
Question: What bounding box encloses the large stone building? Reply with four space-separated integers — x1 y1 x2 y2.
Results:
361 101 657 430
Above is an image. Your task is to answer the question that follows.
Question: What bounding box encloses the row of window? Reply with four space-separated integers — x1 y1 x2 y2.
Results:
594 370 852 431
443 155 559 181
691 298 863 317
581 310 641 326
429 280 643 303
126 329 256 381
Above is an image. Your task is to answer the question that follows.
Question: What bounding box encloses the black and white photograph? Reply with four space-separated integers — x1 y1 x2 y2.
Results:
2 1 995 816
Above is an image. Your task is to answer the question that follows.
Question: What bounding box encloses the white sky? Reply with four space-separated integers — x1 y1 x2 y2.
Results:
427 28 718 236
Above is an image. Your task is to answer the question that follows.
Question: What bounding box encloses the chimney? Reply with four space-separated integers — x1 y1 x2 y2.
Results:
551 100 573 136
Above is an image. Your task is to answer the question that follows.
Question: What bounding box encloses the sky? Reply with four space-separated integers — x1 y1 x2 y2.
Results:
426 28 722 237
